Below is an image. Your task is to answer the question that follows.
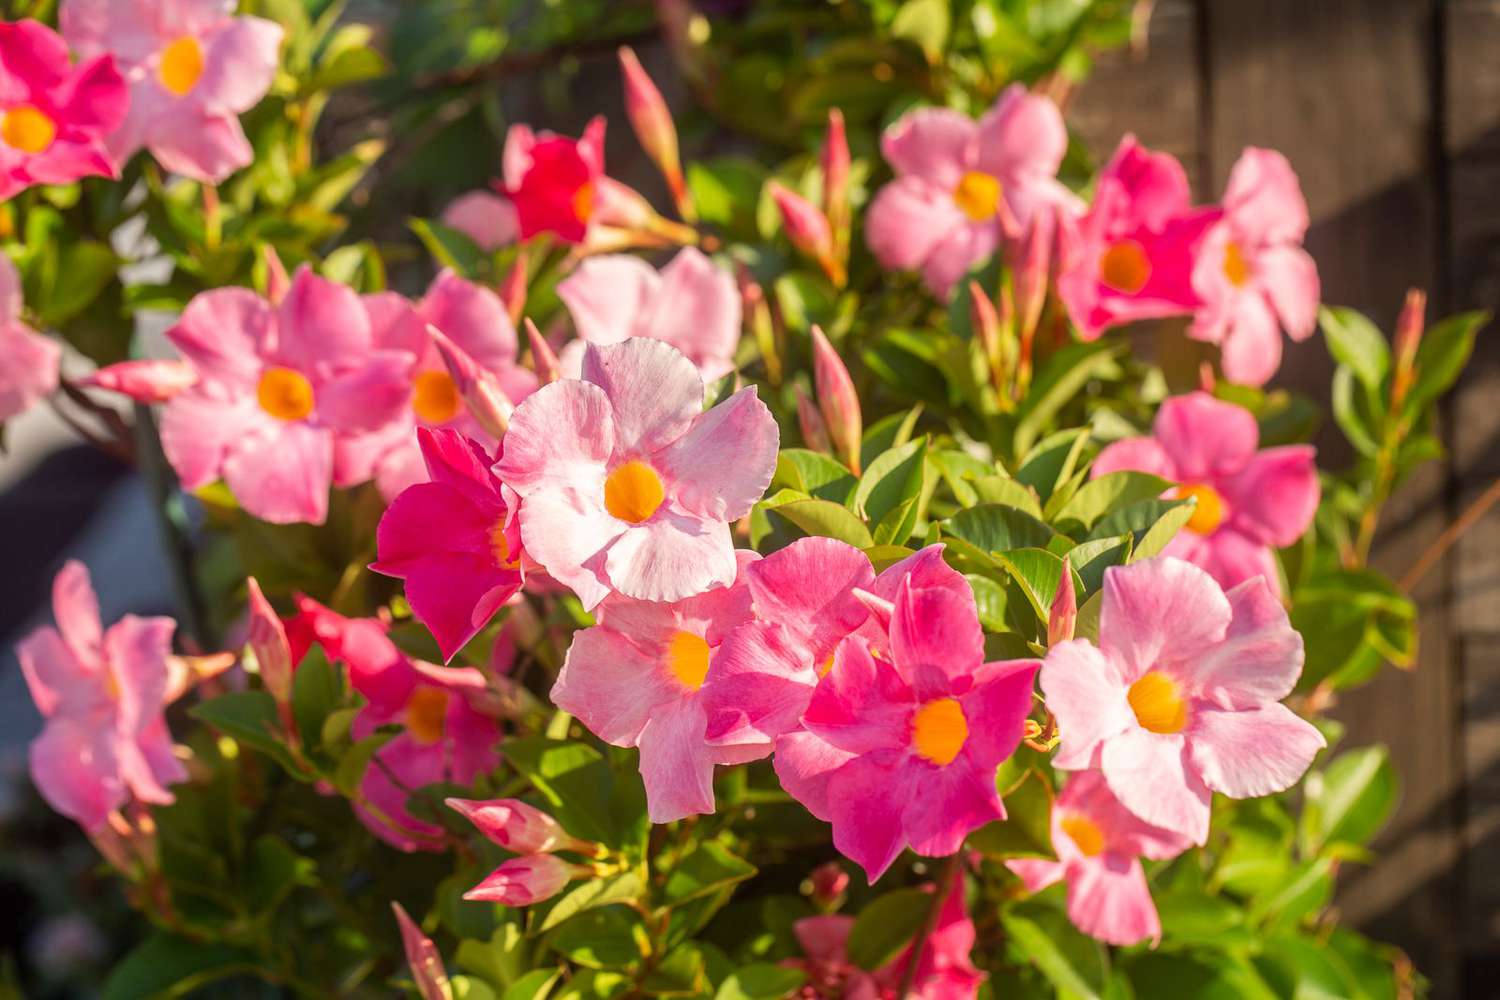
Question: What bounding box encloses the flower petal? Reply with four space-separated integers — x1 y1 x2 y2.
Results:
636 698 718 823
602 511 738 605
1193 574 1304 709
700 622 817 749
1187 702 1324 798
496 379 613 496
558 254 659 346
1153 392 1259 481
1099 557 1232 682
223 421 333 525
1091 436 1176 480
581 338 704 457
553 625 679 746
747 536 874 661
881 107 978 189
1227 445 1319 547
1066 854 1163 946
1100 729 1211 845
656 386 778 522
1039 640 1133 771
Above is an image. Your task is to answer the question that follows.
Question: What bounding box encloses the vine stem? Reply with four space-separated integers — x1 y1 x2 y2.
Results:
897 852 963 998
1399 475 1500 592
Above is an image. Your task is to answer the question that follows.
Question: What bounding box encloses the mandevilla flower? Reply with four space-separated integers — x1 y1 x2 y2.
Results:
62 0 283 183
0 253 59 422
1093 392 1319 595
1008 771 1191 946
503 118 606 243
496 337 777 608
17 561 186 831
446 797 597 856
1040 556 1325 844
1190 148 1321 385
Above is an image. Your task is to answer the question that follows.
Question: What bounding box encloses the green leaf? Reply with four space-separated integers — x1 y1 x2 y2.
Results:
453 977 501 1000
969 475 1044 519
850 437 928 529
1406 310 1488 412
504 738 617 846
241 835 315 917
549 906 647 969
994 547 1075 622
1015 429 1092 502
758 492 875 548
965 573 1009 631
714 964 807 1000
1320 306 1391 388
663 841 757 906
1001 901 1108 1000
310 44 390 90
687 158 767 235
189 691 305 776
540 873 644 933
891 0 951 61
40 240 117 326
502 969 562 1000
969 769 1054 860
1331 365 1381 457
773 449 856 502
1123 953 1278 1000
641 944 708 995
1065 535 1132 595
1088 499 1194 560
860 405 925 471
1300 746 1397 854
945 503 1054 554
1014 343 1120 456
102 934 261 1000
872 496 920 546
333 731 394 797
411 218 484 277
846 889 930 970
291 645 343 760
1054 471 1173 532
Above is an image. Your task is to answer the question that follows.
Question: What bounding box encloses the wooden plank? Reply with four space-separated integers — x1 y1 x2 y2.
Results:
1460 637 1500 962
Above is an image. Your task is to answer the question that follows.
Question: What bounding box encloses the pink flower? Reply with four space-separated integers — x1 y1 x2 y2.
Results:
159 267 414 525
446 797 596 855
1190 148 1321 385
1092 392 1319 594
772 567 1039 881
371 428 525 663
557 248 741 381
1057 135 1220 339
1007 771 1191 946
16 561 185 831
1040 556 1324 845
464 854 577 905
551 552 765 822
503 118 606 243
866 84 1079 298
496 337 778 609
441 190 518 251
0 253 59 421
0 19 127 199
62 0 282 183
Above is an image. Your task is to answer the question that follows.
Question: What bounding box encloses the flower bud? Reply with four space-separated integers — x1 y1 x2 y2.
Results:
738 264 780 386
769 182 844 287
796 385 831 452
1392 287 1427 411
1048 556 1077 647
428 325 513 438
246 577 293 709
619 46 693 222
523 318 560 385
261 244 291 305
810 325 862 473
391 903 452 1000
499 248 528 327
1011 207 1057 347
82 359 196 403
446 797 596 856
822 109 850 257
808 861 849 908
463 854 578 905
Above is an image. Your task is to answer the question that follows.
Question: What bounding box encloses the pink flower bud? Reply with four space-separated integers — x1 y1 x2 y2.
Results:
82 359 196 403
808 861 849 907
1048 556 1077 647
391 903 452 1000
463 854 577 905
795 385 831 452
619 47 692 221
738 264 781 386
261 244 291 305
499 248 529 326
769 182 844 286
523 318 560 385
1392 288 1427 410
822 109 850 253
968 281 1002 369
246 577 293 707
810 325 862 473
446 797 593 855
1011 207 1057 346
428 324 513 438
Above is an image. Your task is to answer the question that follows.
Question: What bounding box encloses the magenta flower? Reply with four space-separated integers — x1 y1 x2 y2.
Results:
62 0 283 183
557 248 742 381
1092 392 1319 595
159 267 414 525
465 854 578 905
1057 135 1219 338
496 338 778 609
0 19 127 199
0 253 59 421
773 571 1039 881
503 118 606 243
16 561 185 831
441 190 518 251
1190 148 1321 385
371 428 525 663
1040 557 1324 844
866 83 1079 298
1008 771 1191 946
551 552 764 822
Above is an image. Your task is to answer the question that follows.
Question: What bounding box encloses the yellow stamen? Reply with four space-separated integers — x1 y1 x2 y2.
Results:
603 460 664 524
1 105 56 154
158 36 205 97
1060 813 1107 857
817 653 835 678
952 171 1002 223
1099 240 1151 294
1223 241 1251 287
256 367 315 422
405 686 450 745
1176 482 1227 536
911 698 968 766
1127 671 1188 734
412 370 462 425
665 631 711 691
572 181 596 223
489 517 519 569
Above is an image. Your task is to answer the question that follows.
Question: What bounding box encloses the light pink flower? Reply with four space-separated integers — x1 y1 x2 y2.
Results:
773 569 1038 881
1040 556 1324 845
866 83 1079 298
551 552 765 822
371 428 524 664
446 797 595 856
1008 771 1191 946
1189 148 1321 385
159 267 414 525
62 0 283 183
441 190 518 251
0 253 59 421
17 561 185 831
1057 135 1220 339
464 854 577 905
0 19 126 199
496 337 778 609
1092 392 1318 595
557 248 741 381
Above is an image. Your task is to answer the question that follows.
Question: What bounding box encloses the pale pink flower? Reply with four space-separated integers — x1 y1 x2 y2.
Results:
446 797 596 855
1190 148 1321 385
496 337 778 609
1040 557 1324 844
0 253 58 421
1008 771 1191 946
464 854 577 905
17 561 185 831
441 190 518 251
1092 392 1319 595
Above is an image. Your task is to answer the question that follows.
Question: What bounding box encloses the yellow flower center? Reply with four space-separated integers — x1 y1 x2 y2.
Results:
412 370 463 425
405 685 450 745
665 630 712 691
952 171 1002 223
1176 482 1226 536
817 653 835 678
603 460 665 524
1 105 56 154
159 36 206 97
1127 671 1188 734
1060 813 1107 857
256 367 316 422
572 181 596 223
489 517 519 569
1223 241 1251 287
911 697 968 766
1099 240 1151 294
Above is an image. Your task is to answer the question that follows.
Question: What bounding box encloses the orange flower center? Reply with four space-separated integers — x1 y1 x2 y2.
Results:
256 367 315 421
489 517 519 569
603 460 664 524
405 685 450 745
1176 482 1226 535
1099 240 1151 294
665 631 711 691
1223 241 1251 287
1060 813 1107 857
1127 671 1188 734
911 697 968 766
572 181 596 223
1 105 56 154
159 36 206 97
412 370 463 425
952 171 1002 222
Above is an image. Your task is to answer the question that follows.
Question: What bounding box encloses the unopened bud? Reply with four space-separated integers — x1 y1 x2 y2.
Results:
822 109 850 258
261 244 291 305
1048 557 1077 646
499 248 528 326
524 318 561 385
810 325 862 473
738 264 780 386
463 854 579 905
796 385 831 452
446 797 598 856
391 903 452 1000
1012 208 1057 346
82 359 196 403
619 47 693 222
769 182 844 287
246 577 294 709
428 325 513 438
808 861 849 908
